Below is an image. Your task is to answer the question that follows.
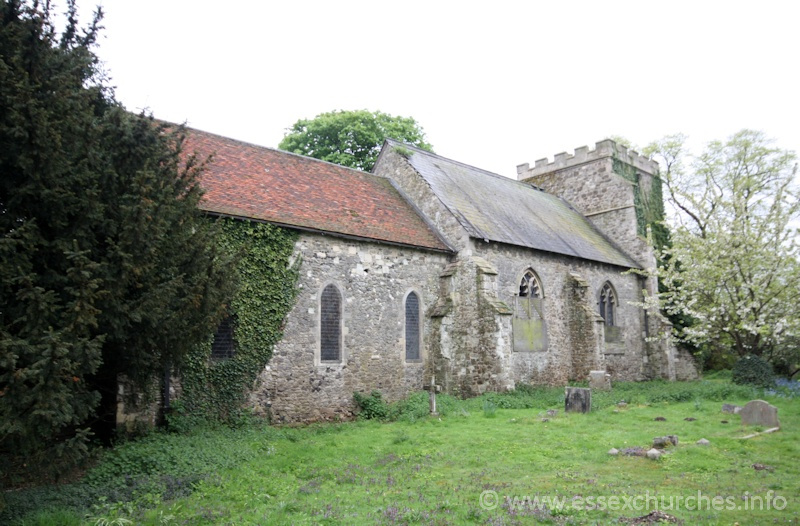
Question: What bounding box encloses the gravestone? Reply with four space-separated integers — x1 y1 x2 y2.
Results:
565 387 591 413
423 376 442 416
589 370 611 391
740 400 780 428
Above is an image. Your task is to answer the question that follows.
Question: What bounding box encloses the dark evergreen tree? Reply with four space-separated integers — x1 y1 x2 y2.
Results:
0 0 234 473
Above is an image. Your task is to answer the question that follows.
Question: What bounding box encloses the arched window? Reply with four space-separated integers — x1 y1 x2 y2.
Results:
599 282 617 327
211 315 236 360
320 284 342 362
405 291 421 361
519 269 542 298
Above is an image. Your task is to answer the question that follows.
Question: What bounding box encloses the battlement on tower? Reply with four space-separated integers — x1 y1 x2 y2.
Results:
516 139 660 180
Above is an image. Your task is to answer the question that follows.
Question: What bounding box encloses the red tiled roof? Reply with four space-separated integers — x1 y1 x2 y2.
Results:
184 127 451 252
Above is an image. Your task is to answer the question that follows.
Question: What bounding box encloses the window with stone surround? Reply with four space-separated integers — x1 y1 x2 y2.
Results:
211 315 236 360
598 282 616 326
405 291 421 361
513 269 547 352
320 284 342 362
599 281 622 343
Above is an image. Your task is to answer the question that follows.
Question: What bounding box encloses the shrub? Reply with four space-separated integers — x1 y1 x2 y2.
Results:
352 391 389 420
732 355 775 388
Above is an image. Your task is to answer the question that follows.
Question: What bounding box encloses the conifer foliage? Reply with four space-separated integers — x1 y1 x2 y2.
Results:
0 0 234 470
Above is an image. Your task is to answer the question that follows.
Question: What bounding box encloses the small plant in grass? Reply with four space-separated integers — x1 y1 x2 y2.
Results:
392 430 411 445
482 399 497 418
353 390 389 420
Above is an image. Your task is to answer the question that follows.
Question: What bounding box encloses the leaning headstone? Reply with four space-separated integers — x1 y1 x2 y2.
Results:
696 438 710 446
589 370 611 391
740 400 780 428
653 435 679 448
565 387 591 413
721 403 742 414
646 448 662 460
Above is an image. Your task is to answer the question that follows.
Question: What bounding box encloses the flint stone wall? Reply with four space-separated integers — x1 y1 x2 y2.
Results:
476 241 647 384
258 232 450 423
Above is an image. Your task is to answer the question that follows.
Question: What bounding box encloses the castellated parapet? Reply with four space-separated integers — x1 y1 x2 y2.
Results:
516 139 659 180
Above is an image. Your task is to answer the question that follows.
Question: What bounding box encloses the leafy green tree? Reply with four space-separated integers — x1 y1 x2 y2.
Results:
278 109 433 171
644 130 800 369
0 0 234 471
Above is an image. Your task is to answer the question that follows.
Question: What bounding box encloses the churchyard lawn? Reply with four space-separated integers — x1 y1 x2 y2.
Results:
6 377 799 525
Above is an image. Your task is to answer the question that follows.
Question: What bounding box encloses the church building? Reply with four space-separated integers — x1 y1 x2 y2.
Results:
185 129 698 423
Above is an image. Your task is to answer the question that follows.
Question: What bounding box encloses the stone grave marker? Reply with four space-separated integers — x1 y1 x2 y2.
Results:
423 376 442 416
589 370 611 391
740 400 780 428
565 387 591 413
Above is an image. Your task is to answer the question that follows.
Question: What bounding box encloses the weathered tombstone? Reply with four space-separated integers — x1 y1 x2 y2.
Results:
740 400 780 428
589 370 611 391
721 403 743 414
565 387 591 413
423 376 442 416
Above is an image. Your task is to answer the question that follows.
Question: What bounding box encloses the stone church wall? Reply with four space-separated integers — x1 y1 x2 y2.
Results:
257 232 450 423
475 241 648 384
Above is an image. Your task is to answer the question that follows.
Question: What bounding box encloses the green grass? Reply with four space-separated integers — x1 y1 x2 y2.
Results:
3 380 799 525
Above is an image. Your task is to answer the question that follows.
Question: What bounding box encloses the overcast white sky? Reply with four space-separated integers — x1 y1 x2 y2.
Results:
78 0 799 177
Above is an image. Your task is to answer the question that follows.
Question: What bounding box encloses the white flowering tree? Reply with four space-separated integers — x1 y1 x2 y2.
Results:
645 130 800 371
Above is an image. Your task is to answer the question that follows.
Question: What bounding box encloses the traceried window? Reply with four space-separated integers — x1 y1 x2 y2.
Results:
513 269 547 352
599 282 617 327
320 284 342 362
405 291 421 361
211 315 236 360
519 269 542 298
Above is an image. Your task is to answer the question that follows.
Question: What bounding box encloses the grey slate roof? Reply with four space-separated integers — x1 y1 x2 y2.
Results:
387 140 640 269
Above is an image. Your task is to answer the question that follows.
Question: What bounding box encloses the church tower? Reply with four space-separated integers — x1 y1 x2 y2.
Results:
517 140 683 380
517 139 666 274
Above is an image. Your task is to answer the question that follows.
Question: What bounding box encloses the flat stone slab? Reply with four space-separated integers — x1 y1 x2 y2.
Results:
740 400 780 428
646 448 662 460
721 403 743 414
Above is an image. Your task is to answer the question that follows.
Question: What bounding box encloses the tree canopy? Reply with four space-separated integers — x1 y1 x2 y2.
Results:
278 109 433 171
644 130 800 372
0 0 234 470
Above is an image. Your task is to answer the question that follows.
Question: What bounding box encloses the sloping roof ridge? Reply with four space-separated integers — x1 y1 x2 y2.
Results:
384 138 546 191
185 124 380 178
384 139 641 269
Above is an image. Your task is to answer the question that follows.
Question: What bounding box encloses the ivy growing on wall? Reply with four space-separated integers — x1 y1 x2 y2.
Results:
176 218 300 422
612 157 669 250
